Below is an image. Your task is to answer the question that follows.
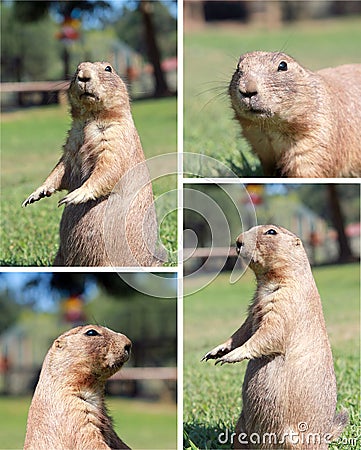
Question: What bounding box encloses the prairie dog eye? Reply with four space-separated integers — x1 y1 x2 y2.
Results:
264 228 278 235
104 66 112 73
85 329 100 336
277 61 288 72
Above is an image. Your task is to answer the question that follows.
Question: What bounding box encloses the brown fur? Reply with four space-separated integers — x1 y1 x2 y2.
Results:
22 61 160 266
203 225 347 449
24 325 132 450
229 51 361 177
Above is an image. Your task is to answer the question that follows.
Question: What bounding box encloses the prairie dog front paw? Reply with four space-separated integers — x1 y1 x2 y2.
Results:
215 347 250 365
201 342 232 362
22 186 56 207
58 187 96 206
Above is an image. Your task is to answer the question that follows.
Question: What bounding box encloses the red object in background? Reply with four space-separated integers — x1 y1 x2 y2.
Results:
248 192 263 205
245 184 264 205
56 17 81 41
0 355 10 373
346 222 361 237
309 231 322 247
63 295 86 323
126 66 138 82
161 57 178 72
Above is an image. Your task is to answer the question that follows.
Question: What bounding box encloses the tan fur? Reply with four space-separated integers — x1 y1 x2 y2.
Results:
229 51 361 177
203 225 347 449
24 325 132 450
22 61 160 266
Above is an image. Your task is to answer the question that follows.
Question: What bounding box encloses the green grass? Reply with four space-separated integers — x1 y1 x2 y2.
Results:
0 97 177 266
184 17 361 176
184 264 360 449
0 396 176 449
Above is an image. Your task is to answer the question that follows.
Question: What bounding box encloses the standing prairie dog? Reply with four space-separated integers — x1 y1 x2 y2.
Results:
203 225 347 449
24 325 132 450
229 51 361 177
22 61 160 266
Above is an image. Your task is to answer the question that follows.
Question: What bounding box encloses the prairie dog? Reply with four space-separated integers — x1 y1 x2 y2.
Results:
22 61 159 266
24 325 132 450
203 225 347 449
229 51 361 177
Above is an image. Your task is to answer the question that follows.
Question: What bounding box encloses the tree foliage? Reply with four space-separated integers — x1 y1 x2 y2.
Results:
114 1 177 61
13 1 111 23
2 1 176 96
297 184 359 262
297 184 360 225
0 273 176 366
1 4 61 82
0 290 20 335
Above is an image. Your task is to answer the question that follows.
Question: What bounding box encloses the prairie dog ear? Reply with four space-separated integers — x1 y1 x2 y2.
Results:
294 238 301 246
55 338 64 349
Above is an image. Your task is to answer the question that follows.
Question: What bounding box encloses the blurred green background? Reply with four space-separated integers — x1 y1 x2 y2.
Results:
184 183 360 277
0 396 176 450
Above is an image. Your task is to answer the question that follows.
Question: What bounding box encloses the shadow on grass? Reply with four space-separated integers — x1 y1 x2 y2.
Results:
184 422 233 450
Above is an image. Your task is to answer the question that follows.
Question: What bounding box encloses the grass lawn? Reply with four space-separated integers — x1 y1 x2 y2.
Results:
184 17 361 176
184 264 360 449
1 97 177 266
0 396 176 449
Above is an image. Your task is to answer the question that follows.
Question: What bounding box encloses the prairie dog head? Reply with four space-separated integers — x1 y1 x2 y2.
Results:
236 224 307 276
229 51 314 123
46 325 132 385
69 61 130 117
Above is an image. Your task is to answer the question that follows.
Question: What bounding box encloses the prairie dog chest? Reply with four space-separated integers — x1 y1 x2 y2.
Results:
80 120 118 157
66 120 118 180
243 124 291 158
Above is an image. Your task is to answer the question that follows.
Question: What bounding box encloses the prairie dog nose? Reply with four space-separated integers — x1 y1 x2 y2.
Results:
123 337 132 358
124 342 132 355
236 236 244 254
239 79 258 98
78 69 92 83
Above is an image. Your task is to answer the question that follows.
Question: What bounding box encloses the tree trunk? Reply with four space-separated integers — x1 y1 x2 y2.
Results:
326 184 355 262
139 0 170 97
62 45 71 80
